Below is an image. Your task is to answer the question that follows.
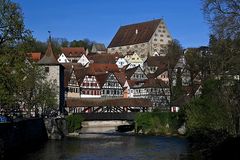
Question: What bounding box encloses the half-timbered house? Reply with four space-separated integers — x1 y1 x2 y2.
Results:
101 72 124 98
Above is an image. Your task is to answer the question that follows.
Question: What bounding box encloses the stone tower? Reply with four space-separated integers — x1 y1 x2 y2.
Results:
38 38 65 114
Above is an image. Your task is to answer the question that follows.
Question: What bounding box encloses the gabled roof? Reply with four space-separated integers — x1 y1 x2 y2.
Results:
125 66 138 79
95 73 109 87
61 47 85 57
89 63 119 74
108 19 162 48
126 80 142 88
87 53 119 64
125 65 147 80
145 56 168 66
147 63 168 79
38 41 59 65
142 78 169 88
114 71 126 87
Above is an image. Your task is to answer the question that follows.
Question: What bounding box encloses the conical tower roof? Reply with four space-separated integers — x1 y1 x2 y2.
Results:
38 38 59 65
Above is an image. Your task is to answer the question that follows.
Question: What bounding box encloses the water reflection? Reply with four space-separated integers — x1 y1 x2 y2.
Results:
20 134 189 160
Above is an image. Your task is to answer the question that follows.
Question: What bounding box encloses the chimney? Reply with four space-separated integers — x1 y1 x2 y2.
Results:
135 29 138 35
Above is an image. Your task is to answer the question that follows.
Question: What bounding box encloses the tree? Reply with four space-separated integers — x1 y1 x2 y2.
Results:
184 79 233 134
69 38 95 51
0 0 31 48
203 0 240 39
164 40 183 102
0 54 57 117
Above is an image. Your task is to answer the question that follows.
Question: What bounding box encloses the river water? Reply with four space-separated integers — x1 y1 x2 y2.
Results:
19 134 189 160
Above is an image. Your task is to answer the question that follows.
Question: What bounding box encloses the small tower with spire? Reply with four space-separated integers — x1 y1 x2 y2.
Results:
38 35 65 114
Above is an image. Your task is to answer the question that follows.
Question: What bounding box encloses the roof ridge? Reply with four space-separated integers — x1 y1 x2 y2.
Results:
120 19 162 28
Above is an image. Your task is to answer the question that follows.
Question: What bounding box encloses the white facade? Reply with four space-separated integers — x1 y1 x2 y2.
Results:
57 53 69 63
77 54 90 67
116 58 128 68
157 71 169 84
43 65 61 104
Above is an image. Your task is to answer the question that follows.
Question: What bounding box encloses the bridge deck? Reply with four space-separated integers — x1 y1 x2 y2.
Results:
75 112 137 121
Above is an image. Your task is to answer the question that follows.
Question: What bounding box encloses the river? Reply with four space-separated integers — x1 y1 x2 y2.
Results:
18 133 189 160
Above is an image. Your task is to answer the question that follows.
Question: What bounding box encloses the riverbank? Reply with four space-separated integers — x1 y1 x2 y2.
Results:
134 112 183 136
186 128 240 159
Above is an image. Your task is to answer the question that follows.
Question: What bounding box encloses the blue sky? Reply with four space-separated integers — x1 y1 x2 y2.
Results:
13 0 210 48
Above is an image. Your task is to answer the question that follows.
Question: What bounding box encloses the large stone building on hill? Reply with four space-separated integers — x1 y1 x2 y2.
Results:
108 19 172 58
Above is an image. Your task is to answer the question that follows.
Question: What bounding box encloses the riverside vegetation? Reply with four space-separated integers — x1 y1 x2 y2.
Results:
135 112 183 136
65 114 84 133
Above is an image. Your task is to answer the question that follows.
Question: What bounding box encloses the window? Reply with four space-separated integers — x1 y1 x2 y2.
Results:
155 33 158 36
160 39 163 42
167 35 170 38
45 67 49 73
154 38 157 41
160 34 164 37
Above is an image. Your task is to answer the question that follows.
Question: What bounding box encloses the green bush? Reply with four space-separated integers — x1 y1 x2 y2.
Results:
66 114 84 133
135 112 181 135
183 80 234 136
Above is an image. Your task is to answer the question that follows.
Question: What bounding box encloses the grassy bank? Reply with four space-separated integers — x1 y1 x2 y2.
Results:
65 114 84 133
135 112 183 135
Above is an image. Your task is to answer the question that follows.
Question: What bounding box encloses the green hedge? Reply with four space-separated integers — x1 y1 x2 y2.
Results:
135 112 182 135
65 114 84 133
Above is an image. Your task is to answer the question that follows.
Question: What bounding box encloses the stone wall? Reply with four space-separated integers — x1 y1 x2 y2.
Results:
44 117 68 140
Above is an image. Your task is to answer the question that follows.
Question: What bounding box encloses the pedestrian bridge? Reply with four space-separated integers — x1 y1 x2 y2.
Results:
66 98 153 116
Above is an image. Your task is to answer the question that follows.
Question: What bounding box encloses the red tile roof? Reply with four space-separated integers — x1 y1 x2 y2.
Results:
87 53 119 64
27 52 41 62
114 71 127 87
95 73 109 87
108 19 162 48
61 47 85 57
89 63 119 74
